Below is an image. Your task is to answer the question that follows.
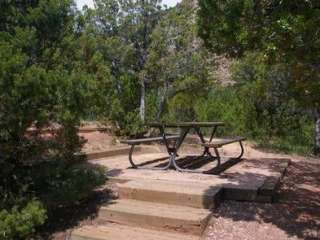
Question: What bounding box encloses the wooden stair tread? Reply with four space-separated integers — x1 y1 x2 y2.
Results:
70 223 199 240
118 179 221 209
100 199 211 221
98 199 211 235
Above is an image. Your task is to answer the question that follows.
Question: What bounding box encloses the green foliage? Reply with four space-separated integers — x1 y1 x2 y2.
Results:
198 0 320 63
118 110 146 137
198 0 320 154
166 92 198 122
195 87 247 136
30 163 106 206
80 0 164 124
80 0 210 130
145 1 210 121
194 53 314 155
0 200 47 240
0 1 107 238
1 4 317 240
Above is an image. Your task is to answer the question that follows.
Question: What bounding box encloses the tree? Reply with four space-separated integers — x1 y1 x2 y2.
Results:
198 0 320 154
0 1 106 238
81 0 163 127
145 0 209 120
120 0 163 121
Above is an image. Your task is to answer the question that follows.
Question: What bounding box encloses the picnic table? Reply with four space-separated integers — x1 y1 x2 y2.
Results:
121 122 245 173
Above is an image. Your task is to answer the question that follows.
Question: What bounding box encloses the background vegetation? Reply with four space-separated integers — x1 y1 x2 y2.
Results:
0 0 318 239
198 0 320 154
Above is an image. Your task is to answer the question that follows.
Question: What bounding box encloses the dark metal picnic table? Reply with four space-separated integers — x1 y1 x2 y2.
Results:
146 122 225 172
121 121 245 173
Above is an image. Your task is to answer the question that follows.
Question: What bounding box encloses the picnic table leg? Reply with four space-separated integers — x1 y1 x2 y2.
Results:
209 126 218 142
194 127 213 157
172 127 217 173
213 147 221 166
157 126 191 169
128 144 172 170
235 140 244 159
175 127 190 150
169 127 190 170
128 145 138 168
158 125 173 156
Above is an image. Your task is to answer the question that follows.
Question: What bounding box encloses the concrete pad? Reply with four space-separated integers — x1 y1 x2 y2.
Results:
94 152 168 172
100 154 290 203
70 223 199 240
220 158 290 202
118 179 222 209
98 199 211 235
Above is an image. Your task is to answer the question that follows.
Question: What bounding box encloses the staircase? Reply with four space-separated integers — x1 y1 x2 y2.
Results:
70 178 222 240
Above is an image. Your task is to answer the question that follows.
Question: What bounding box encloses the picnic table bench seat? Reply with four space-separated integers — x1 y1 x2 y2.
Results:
120 135 180 170
200 136 246 168
201 136 246 148
120 135 180 145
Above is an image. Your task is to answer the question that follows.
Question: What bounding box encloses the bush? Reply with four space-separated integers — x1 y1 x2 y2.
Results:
102 75 146 137
0 2 108 238
166 92 198 122
0 200 46 240
32 163 106 207
195 53 314 155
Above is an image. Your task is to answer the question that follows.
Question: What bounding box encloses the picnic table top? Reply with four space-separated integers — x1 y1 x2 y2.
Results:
147 121 225 128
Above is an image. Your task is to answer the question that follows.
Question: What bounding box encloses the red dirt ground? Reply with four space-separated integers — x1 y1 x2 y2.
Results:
80 130 125 153
204 160 320 240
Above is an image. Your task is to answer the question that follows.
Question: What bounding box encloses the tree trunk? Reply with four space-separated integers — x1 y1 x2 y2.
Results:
139 80 145 122
156 91 165 121
315 110 320 155
139 0 147 123
156 82 169 121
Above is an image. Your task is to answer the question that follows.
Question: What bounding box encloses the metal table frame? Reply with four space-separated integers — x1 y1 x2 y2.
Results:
128 122 242 173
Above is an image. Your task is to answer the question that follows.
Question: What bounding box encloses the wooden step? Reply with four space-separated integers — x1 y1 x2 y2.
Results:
70 223 199 240
118 179 222 209
98 199 211 235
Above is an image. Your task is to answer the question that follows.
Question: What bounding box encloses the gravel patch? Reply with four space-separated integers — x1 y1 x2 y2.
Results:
204 161 320 240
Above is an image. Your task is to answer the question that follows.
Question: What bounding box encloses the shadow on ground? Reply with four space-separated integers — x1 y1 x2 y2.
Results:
203 161 320 240
39 166 116 240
